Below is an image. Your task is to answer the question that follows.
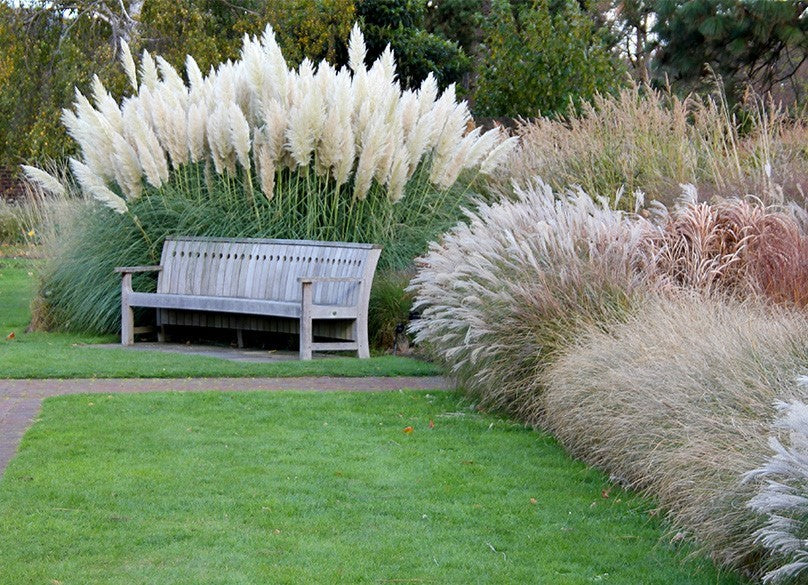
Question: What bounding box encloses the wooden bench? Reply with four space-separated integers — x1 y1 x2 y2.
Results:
115 237 381 359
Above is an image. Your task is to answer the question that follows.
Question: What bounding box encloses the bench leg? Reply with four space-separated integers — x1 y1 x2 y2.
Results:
121 273 135 346
121 304 135 346
356 317 370 359
299 282 313 360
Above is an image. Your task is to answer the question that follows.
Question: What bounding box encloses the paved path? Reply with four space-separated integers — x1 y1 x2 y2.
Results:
0 376 450 477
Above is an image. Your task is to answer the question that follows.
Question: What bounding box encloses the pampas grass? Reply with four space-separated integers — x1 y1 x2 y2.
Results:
542 295 808 578
40 24 510 216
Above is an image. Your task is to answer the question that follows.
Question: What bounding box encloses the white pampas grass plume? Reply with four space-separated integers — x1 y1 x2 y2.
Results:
242 33 271 114
259 24 288 104
464 127 502 170
70 158 128 214
387 145 410 202
431 127 480 189
354 115 388 200
91 75 123 133
186 55 205 101
229 103 251 171
480 136 519 175
156 56 188 102
398 90 419 140
187 102 208 163
139 50 159 91
431 98 470 178
263 100 287 160
348 23 367 74
207 104 236 174
378 45 397 83
21 165 65 197
111 132 143 200
150 88 188 169
122 101 167 188
321 72 356 186
417 73 439 118
62 108 107 176
286 83 325 167
119 40 138 92
253 136 276 200
69 93 118 182
405 109 437 174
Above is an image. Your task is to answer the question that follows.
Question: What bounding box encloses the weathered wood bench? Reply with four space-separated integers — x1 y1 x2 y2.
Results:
115 237 381 359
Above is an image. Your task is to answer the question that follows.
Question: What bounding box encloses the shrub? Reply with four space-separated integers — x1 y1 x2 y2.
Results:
493 85 808 208
26 24 516 334
408 179 652 416
0 199 26 244
368 269 415 350
473 0 623 118
541 295 808 577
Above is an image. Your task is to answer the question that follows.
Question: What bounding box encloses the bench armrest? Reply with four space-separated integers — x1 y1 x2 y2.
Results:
115 265 163 274
298 277 362 284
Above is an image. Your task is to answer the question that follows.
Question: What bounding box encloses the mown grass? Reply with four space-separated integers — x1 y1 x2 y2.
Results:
0 259 438 378
0 390 742 584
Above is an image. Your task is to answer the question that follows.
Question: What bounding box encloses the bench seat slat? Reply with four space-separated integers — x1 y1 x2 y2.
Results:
128 292 361 320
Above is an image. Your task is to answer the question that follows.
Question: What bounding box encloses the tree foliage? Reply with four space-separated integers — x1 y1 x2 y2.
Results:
356 0 470 90
653 0 808 101
474 0 625 117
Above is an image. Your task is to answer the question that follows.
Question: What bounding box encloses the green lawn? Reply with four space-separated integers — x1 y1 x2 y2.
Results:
0 390 741 585
0 259 438 378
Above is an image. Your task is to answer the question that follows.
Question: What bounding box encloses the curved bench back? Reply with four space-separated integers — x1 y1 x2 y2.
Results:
157 237 381 306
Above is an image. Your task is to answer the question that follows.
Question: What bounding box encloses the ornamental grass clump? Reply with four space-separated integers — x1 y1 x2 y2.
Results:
647 191 808 308
542 296 808 579
408 179 653 417
746 394 808 583
26 24 515 334
494 84 808 208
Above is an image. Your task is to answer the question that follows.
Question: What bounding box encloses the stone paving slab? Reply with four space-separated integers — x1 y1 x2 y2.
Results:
0 376 450 477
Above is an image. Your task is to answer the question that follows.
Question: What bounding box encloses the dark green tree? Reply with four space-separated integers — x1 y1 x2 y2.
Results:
423 0 483 55
653 0 808 101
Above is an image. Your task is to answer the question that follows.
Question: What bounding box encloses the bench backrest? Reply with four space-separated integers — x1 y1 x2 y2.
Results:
157 237 381 306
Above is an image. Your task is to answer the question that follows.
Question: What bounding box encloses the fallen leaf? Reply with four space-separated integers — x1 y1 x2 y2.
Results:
601 488 611 499
5 332 14 340
530 498 537 505
403 426 414 434
428 419 435 429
